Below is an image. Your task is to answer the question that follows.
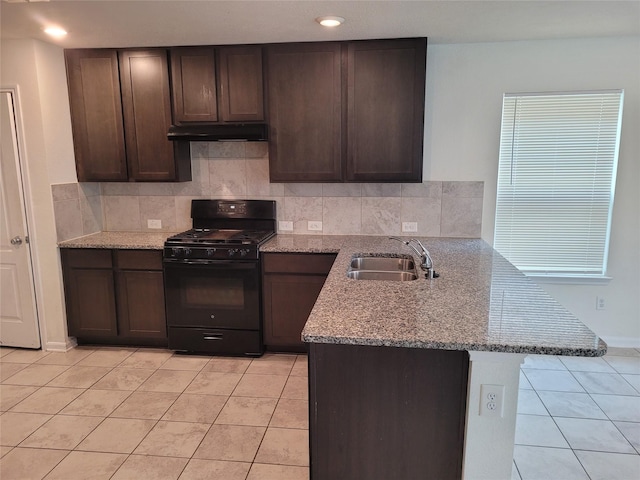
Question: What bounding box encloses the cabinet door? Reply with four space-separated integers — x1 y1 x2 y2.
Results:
346 38 426 182
170 47 218 123
65 49 127 182
116 270 167 339
262 253 336 351
263 274 327 351
61 250 117 337
309 344 468 480
119 49 176 181
266 42 343 182
219 46 264 122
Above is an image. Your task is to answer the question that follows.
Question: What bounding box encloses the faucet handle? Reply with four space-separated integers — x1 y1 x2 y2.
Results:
412 238 426 252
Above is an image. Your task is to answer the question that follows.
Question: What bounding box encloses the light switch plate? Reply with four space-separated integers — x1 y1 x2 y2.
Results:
147 219 162 229
279 221 294 231
308 221 323 231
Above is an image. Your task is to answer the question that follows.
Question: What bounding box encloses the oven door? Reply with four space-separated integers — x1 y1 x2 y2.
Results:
164 259 261 331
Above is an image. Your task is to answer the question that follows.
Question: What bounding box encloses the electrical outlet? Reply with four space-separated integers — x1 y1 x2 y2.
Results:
596 296 606 310
147 219 162 229
479 384 505 417
308 221 323 231
402 222 418 233
279 221 293 232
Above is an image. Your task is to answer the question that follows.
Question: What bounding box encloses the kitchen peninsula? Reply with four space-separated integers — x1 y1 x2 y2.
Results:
261 235 606 480
60 232 605 480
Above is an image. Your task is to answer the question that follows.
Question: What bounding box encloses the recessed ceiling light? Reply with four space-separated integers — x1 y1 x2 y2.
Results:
43 26 67 38
316 16 345 27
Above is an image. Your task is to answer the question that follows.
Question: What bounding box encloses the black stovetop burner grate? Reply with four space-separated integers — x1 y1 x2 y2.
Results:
167 228 275 245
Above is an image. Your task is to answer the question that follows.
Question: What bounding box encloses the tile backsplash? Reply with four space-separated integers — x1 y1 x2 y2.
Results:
52 142 483 241
51 182 102 241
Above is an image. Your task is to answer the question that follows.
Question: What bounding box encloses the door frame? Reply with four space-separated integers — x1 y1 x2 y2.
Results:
1 85 45 349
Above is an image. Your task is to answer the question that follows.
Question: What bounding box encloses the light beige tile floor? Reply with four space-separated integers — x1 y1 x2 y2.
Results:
0 347 309 480
3 345 639 479
514 347 640 480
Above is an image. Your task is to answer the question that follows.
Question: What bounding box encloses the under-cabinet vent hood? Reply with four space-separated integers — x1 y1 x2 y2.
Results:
167 124 268 142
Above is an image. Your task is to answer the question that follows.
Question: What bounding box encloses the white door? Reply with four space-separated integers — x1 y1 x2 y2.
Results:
0 90 41 348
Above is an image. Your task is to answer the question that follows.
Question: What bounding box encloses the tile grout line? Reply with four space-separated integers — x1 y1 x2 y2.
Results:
515 354 640 479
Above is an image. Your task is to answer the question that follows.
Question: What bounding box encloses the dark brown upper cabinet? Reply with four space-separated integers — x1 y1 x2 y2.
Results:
119 49 181 181
65 49 128 181
265 42 343 182
170 45 264 124
265 38 426 183
219 46 265 122
65 48 191 182
170 47 218 123
346 39 426 182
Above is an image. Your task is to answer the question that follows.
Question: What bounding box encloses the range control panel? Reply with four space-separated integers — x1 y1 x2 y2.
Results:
163 245 258 262
217 203 247 215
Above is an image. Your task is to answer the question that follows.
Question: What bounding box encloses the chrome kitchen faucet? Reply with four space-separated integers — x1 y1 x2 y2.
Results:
389 237 438 279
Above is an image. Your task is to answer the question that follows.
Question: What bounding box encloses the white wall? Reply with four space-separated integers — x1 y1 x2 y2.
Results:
1 38 77 350
425 37 640 345
33 41 77 185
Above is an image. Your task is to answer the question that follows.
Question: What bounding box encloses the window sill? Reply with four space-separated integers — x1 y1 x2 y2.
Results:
525 274 612 285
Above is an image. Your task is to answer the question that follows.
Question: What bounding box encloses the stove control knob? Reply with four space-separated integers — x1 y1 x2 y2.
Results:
206 248 216 257
228 249 238 257
183 248 192 256
240 249 249 257
171 247 182 257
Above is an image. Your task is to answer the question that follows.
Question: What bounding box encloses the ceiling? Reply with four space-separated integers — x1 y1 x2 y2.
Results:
1 0 639 49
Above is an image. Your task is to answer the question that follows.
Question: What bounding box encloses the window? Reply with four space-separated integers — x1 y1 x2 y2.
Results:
494 90 624 279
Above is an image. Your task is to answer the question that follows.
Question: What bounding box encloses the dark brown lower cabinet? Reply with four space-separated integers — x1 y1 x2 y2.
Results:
61 249 118 337
262 253 336 352
61 248 167 347
309 343 469 480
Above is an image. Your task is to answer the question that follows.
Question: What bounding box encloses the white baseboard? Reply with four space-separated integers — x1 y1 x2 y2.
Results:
600 336 640 349
44 337 77 352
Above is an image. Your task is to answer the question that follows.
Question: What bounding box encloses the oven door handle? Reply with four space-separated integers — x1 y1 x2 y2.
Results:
202 333 224 341
164 259 252 266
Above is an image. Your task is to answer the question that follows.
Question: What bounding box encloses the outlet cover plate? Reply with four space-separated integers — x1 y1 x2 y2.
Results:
308 221 323 231
479 384 505 417
402 222 418 233
147 219 162 229
279 221 293 231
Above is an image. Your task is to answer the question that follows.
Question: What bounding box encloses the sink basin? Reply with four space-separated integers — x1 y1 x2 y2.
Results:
349 255 415 272
347 253 418 281
346 270 419 281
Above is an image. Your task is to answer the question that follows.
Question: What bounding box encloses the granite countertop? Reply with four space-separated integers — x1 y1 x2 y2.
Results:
59 231 605 356
58 231 176 250
263 234 606 357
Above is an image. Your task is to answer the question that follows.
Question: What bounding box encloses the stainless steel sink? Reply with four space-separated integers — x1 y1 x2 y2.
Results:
346 270 419 281
347 253 418 281
349 255 415 272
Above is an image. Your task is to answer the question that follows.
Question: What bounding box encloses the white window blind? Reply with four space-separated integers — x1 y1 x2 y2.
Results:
494 90 624 277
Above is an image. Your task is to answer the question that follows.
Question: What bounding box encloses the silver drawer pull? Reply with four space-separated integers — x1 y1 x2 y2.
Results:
203 335 223 341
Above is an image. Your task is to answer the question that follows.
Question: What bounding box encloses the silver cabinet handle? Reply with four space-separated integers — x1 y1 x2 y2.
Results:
10 236 23 246
203 335 223 341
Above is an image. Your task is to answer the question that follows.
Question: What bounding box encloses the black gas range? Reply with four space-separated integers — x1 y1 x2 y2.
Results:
165 228 274 261
163 199 276 356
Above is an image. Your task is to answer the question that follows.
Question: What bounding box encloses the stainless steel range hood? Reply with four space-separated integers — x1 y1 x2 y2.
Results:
167 124 268 142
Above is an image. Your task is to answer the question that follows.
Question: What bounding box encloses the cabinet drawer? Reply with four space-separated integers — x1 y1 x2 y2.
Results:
115 250 162 270
262 253 336 275
168 327 262 356
61 249 113 269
